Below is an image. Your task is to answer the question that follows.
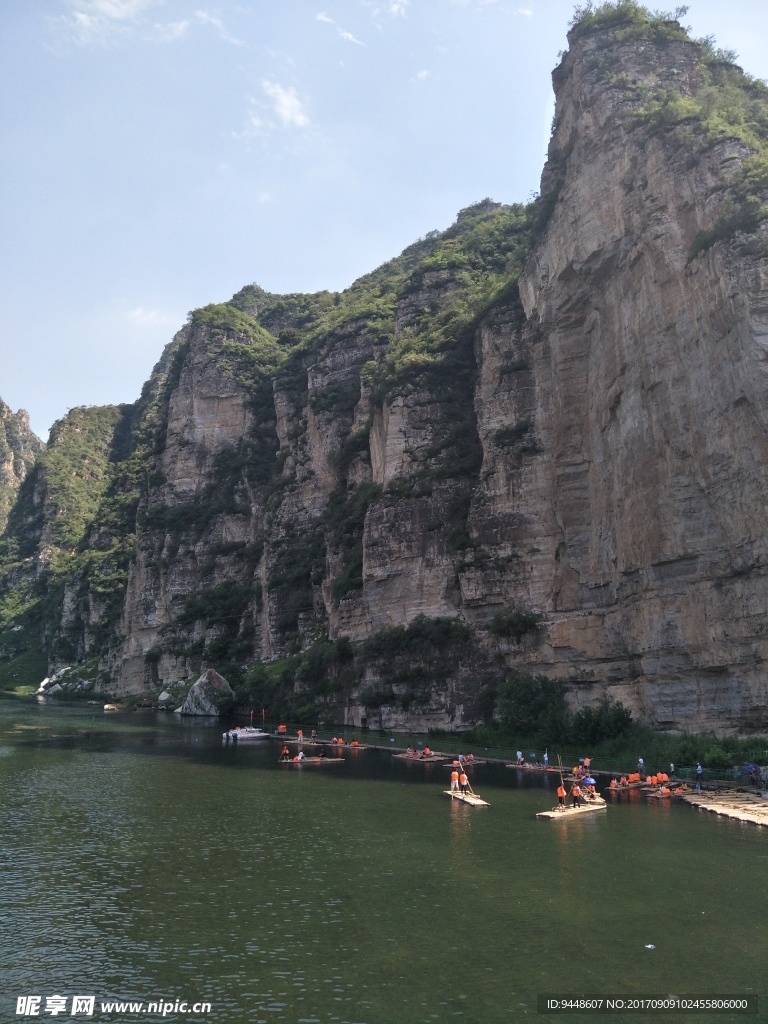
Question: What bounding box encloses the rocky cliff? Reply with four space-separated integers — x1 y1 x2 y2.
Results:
2 4 768 733
0 399 42 534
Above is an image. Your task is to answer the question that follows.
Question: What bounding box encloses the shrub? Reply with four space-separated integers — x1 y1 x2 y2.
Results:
495 671 569 741
488 607 542 641
570 697 633 745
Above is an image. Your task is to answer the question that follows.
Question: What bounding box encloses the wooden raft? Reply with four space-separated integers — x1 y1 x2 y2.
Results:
278 757 344 765
443 789 490 807
536 799 606 820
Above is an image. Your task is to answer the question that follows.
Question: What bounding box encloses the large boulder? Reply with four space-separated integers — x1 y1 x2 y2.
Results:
174 669 234 716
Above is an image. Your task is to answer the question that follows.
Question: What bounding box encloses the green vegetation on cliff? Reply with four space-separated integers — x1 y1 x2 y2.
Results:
0 400 43 535
0 404 129 686
571 2 768 254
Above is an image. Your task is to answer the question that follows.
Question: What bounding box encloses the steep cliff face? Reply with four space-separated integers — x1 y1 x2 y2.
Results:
505 21 768 731
0 399 43 534
3 7 768 733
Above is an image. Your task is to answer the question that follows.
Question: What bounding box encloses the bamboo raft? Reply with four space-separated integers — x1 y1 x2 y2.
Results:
443 759 487 768
393 753 445 762
536 798 607 820
278 757 344 765
443 790 490 807
682 791 768 827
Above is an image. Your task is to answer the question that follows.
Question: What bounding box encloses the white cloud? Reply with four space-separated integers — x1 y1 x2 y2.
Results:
362 0 409 17
338 29 366 45
195 10 245 46
58 0 159 44
262 81 310 128
416 69 430 80
127 307 178 328
517 7 534 15
316 11 334 23
152 20 190 41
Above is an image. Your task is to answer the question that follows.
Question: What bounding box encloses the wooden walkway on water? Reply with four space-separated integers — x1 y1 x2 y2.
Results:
682 790 768 828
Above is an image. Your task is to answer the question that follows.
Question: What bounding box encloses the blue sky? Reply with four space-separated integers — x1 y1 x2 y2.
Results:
2 0 768 441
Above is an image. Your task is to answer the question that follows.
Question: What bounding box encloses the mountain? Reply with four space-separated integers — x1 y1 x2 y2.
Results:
2 3 768 733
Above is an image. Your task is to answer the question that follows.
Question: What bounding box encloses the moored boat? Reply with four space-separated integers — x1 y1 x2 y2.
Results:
222 726 271 742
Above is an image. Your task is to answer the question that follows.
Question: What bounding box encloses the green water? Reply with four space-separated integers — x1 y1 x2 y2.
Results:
0 696 765 1024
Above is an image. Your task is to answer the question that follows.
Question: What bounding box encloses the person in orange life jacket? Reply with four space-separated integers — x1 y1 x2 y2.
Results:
557 783 567 807
451 769 460 792
459 772 469 794
571 783 582 806
281 746 290 761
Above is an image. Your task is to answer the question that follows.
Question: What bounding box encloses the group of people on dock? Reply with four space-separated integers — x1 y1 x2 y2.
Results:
516 750 549 767
609 771 686 796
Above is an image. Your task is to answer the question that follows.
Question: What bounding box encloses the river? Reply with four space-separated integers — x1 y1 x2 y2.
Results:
0 695 764 1023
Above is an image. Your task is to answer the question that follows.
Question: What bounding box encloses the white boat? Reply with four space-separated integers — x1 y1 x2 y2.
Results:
222 726 271 742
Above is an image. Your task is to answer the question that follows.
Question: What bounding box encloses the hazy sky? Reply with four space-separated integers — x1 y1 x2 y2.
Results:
3 1 768 441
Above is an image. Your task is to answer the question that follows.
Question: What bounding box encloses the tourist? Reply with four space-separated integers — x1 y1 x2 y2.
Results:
451 769 460 793
696 762 703 785
638 757 645 773
459 772 469 795
571 783 582 806
543 750 549 767
557 783 566 808
517 750 523 765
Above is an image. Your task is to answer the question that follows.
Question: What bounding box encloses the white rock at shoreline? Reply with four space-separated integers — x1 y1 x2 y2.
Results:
174 669 234 716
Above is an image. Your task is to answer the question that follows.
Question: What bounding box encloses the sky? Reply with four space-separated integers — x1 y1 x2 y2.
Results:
2 1 768 441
